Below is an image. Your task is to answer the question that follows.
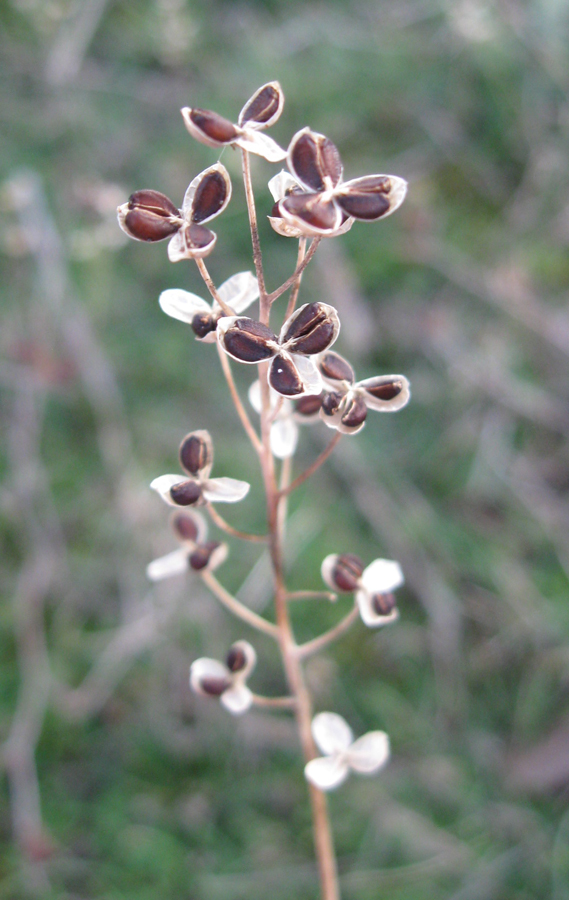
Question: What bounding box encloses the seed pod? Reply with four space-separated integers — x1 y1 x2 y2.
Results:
340 394 368 430
117 190 181 242
189 540 223 571
322 553 364 593
171 511 202 544
269 354 304 396
179 430 213 477
218 317 277 363
199 674 232 696
288 128 344 192
318 351 355 385
181 107 240 147
238 81 284 128
191 312 217 339
169 479 203 506
294 394 324 418
337 174 408 221
359 374 410 412
321 391 344 417
281 302 340 356
279 192 342 235
371 592 397 616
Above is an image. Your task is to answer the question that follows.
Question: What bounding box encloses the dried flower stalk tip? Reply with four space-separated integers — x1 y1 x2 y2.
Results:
190 640 257 714
117 190 182 242
181 83 286 162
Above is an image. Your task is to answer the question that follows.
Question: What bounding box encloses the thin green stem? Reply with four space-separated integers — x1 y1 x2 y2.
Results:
201 570 278 638
205 502 268 543
267 237 321 305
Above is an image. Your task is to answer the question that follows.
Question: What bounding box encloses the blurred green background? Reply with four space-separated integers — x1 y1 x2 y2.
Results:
2 0 569 897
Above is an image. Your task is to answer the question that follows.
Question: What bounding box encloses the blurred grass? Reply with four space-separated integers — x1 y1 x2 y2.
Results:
2 0 569 897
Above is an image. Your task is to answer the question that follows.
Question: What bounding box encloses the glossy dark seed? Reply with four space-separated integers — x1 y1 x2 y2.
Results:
226 645 247 672
191 170 229 223
189 540 221 571
363 379 403 401
179 433 211 476
240 84 281 126
321 391 344 416
269 354 303 396
294 394 324 416
123 208 180 241
200 675 231 696
192 312 217 338
319 351 355 384
340 394 368 429
170 480 202 506
189 108 239 143
336 191 391 221
128 190 179 218
185 223 215 248
223 320 276 363
280 193 340 232
291 132 343 191
371 592 396 615
171 512 200 543
332 554 364 592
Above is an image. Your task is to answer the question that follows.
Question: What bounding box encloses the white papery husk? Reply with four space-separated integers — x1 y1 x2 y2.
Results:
150 473 250 506
304 712 391 791
268 170 354 238
304 755 351 791
355 558 404 627
189 658 231 696
159 272 259 342
248 381 299 459
358 374 411 412
146 547 189 582
220 683 254 715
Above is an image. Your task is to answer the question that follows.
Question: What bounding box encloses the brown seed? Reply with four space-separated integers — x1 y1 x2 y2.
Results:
283 302 336 356
363 379 402 401
319 351 355 384
290 131 343 191
280 192 340 233
226 645 247 672
169 480 202 506
179 432 211 476
191 170 230 223
189 540 221 571
171 512 200 543
341 394 368 429
120 190 181 242
223 319 276 363
371 592 396 616
294 394 324 417
335 190 391 221
239 83 282 126
321 391 344 416
189 108 239 144
269 354 303 396
191 312 217 339
200 675 231 696
332 554 364 592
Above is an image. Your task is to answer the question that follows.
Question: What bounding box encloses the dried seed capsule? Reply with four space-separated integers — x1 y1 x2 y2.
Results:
269 354 304 396
220 319 277 363
171 511 201 543
199 674 232 696
238 82 284 128
191 312 217 339
323 553 365 592
318 351 355 384
183 108 240 145
169 480 202 506
189 540 222 571
288 129 343 191
179 431 213 477
118 189 181 242
282 302 338 355
279 192 342 234
294 394 324 417
363 379 403 401
226 644 248 672
371 592 397 616
321 391 344 417
191 169 231 223
335 190 391 221
340 394 368 430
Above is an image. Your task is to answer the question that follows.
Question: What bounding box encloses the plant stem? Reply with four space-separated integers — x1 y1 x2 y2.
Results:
297 607 360 659
205 502 268 543
216 344 263 456
194 258 234 316
287 590 338 603
284 237 307 321
279 432 342 498
241 149 268 311
267 237 321 305
251 693 296 709
200 570 278 638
